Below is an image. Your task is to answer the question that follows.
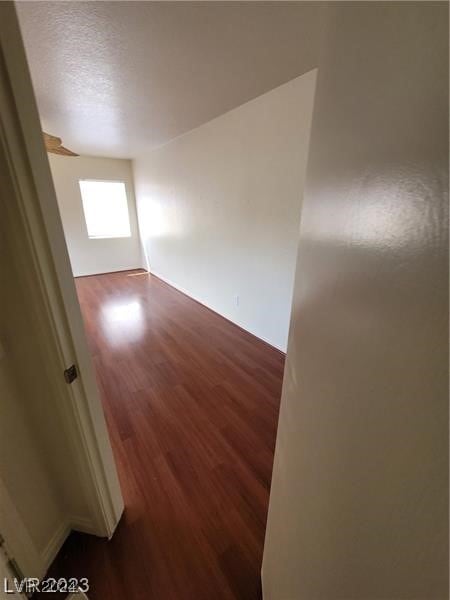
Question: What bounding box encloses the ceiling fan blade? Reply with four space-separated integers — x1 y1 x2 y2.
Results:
50 145 79 157
43 131 62 149
43 131 78 156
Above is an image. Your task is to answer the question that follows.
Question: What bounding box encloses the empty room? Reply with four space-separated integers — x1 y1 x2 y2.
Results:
0 2 448 600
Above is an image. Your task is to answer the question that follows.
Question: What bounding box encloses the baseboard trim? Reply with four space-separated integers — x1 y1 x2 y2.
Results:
41 515 105 577
74 267 145 278
41 520 70 575
149 270 286 355
70 515 103 537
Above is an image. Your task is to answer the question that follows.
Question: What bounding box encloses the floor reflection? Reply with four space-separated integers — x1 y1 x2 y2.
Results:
100 299 145 345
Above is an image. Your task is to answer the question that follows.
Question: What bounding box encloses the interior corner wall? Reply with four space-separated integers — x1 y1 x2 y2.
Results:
133 70 317 351
49 154 143 277
262 3 448 599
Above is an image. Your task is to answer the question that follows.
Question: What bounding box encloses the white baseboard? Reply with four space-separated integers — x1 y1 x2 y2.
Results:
40 514 103 578
73 266 143 278
149 270 286 353
41 520 70 576
71 515 103 537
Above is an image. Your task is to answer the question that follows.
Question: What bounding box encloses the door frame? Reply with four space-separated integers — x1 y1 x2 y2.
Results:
0 1 123 556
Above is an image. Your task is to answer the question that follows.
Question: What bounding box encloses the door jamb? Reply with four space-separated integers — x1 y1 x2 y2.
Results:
0 2 123 545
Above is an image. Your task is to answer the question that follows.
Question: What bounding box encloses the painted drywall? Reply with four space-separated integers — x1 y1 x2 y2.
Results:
0 359 63 571
134 71 317 351
49 155 143 277
262 3 448 599
0 2 124 577
0 150 71 576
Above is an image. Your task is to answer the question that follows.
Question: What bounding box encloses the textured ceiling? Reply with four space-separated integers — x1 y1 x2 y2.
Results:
17 1 325 158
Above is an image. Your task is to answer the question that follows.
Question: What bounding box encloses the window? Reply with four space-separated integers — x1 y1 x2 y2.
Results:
79 180 131 239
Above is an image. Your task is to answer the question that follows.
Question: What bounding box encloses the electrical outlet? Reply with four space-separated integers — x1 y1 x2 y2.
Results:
234 294 240 307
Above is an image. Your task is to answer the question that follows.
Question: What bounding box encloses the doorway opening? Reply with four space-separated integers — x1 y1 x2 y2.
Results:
4 2 318 597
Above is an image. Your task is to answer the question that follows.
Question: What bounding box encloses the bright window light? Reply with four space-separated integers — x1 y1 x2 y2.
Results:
79 180 131 239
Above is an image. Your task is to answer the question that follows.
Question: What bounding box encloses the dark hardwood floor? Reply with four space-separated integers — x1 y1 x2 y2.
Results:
49 270 284 599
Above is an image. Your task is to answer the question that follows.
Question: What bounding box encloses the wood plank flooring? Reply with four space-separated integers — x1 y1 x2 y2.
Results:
48 270 284 599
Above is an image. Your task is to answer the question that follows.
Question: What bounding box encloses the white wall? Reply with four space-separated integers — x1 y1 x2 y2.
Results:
1 153 84 577
0 3 125 577
134 71 317 351
263 3 448 599
49 155 143 277
0 359 63 572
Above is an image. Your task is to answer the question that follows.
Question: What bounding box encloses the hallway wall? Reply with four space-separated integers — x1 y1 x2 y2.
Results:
49 155 143 277
133 70 317 351
0 150 85 577
0 350 63 573
262 3 449 598
0 2 125 576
